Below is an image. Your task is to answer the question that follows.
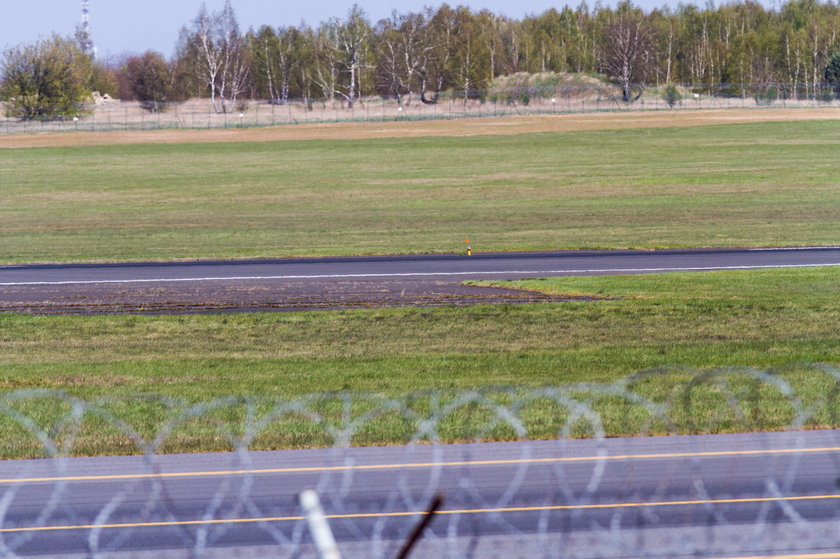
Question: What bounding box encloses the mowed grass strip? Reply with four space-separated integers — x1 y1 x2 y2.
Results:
2 120 840 263
0 267 838 456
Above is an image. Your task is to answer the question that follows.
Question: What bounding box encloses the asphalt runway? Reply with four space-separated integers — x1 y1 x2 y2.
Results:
1 430 839 557
2 247 839 556
1 246 839 314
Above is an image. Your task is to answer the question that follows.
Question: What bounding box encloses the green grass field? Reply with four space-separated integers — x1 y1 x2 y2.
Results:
1 120 839 263
2 118 840 456
1 267 838 456
3 267 837 398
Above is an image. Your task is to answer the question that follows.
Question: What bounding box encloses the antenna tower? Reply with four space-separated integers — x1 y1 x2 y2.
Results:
80 0 96 58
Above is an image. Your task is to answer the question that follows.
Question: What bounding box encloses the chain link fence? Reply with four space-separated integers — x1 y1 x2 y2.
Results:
1 365 839 557
2 83 838 134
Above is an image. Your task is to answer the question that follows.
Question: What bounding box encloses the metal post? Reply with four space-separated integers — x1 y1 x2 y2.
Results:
299 489 341 559
395 494 444 559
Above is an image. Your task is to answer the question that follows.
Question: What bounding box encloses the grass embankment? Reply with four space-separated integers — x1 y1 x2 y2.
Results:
1 120 839 263
1 267 838 457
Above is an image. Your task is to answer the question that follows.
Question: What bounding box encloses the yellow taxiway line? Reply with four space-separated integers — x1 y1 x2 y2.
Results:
1 493 839 534
2 446 838 486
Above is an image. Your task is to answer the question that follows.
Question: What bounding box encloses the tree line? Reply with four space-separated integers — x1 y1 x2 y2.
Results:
5 0 840 119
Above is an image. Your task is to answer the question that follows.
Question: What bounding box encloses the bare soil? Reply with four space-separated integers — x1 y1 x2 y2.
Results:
2 108 839 149
0 278 571 315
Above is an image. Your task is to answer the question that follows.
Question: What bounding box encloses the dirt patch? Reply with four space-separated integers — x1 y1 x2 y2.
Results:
0 279 574 315
2 108 839 149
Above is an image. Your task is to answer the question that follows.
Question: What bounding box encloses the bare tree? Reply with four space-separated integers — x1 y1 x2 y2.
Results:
337 5 372 108
274 29 299 103
216 1 249 112
311 22 341 104
190 4 221 112
600 9 653 102
187 1 250 113
376 10 436 104
311 5 372 109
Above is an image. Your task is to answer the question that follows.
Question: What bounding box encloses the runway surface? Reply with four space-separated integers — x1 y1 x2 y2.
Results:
1 246 839 314
2 248 839 556
1 430 839 557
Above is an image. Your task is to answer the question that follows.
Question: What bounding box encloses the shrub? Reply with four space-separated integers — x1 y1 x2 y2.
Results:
0 36 92 121
754 86 779 106
819 87 837 103
662 84 682 107
122 51 176 112
824 53 840 92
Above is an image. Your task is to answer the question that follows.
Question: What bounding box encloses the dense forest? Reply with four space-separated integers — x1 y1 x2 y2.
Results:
5 0 840 118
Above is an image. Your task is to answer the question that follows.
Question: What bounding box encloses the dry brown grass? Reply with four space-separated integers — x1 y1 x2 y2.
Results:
2 108 840 149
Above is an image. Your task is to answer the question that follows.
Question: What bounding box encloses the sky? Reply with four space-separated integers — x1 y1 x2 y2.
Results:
1 0 775 60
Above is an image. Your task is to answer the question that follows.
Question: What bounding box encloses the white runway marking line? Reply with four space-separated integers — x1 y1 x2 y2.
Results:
748 246 840 251
1 262 839 286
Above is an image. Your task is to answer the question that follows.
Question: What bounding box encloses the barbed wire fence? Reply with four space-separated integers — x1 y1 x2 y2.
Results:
2 82 838 135
0 364 839 557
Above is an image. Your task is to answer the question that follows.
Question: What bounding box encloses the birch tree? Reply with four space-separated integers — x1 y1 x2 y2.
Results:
375 10 436 104
600 4 653 102
311 22 341 104
164 0 840 103
447 7 491 101
311 6 372 108
185 1 250 113
250 26 281 103
216 1 250 113
336 5 373 107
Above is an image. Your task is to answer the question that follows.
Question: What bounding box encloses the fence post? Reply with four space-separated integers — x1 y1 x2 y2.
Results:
299 490 341 559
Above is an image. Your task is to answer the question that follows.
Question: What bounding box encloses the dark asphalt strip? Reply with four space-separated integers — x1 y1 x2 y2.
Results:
1 247 838 315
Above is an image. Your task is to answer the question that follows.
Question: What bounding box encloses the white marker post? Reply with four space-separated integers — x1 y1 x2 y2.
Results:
299 489 342 559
